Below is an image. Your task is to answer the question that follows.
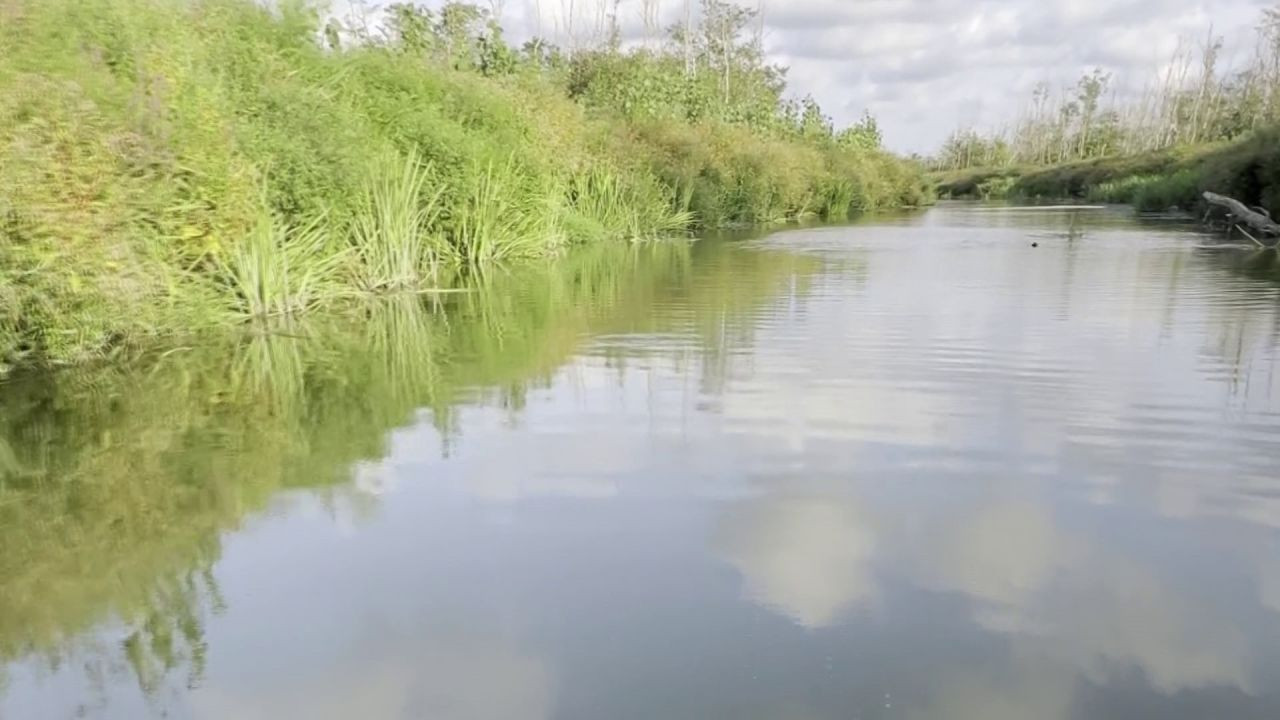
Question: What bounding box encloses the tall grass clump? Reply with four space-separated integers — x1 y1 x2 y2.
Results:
1084 170 1200 211
350 152 450 291
1086 175 1165 204
565 166 694 241
219 208 344 319
452 158 562 266
1130 170 1202 211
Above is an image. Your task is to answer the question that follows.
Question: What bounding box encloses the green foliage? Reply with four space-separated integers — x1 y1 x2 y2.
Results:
1130 170 1203 212
385 1 515 74
1086 174 1167 204
1009 144 1219 201
565 166 695 241
349 152 451 291
1198 127 1280 215
452 157 560 266
617 119 928 228
837 113 884 151
218 208 345 318
0 0 928 375
975 174 1018 200
1086 171 1201 211
936 127 1280 220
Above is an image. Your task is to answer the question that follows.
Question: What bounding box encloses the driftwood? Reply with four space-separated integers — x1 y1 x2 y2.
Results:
1236 224 1264 248
1202 192 1280 247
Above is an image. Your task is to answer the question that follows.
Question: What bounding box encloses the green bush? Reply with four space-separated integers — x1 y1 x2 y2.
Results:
1130 170 1202 211
1199 128 1280 217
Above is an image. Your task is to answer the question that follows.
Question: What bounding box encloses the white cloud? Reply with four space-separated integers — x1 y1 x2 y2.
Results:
454 0 1274 152
714 494 879 628
907 501 1255 695
193 640 553 720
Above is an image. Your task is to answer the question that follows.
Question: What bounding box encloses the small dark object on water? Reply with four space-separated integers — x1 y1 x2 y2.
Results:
1031 242 1039 248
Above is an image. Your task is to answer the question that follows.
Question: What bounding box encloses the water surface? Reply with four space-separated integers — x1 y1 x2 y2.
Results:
4 204 1280 719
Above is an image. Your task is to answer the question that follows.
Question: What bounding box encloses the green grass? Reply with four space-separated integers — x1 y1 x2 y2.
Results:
565 166 695 241
349 152 451 291
1086 170 1201 211
934 128 1280 218
0 0 930 375
218 207 346 318
452 157 560 267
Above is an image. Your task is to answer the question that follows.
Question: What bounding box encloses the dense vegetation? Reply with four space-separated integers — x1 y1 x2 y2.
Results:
930 4 1280 216
935 129 1280 215
0 0 931 375
0 237 820 701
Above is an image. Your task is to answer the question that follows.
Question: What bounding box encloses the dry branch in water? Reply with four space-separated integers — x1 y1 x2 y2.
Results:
1203 191 1280 230
1203 191 1280 246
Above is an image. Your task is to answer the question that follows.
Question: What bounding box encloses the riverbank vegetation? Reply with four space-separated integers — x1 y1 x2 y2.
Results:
936 130 1280 213
931 4 1280 215
0 0 931 375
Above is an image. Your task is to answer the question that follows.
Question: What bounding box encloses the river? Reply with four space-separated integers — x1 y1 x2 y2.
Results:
3 203 1280 719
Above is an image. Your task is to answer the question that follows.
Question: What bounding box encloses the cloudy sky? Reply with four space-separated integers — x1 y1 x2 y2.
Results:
349 0 1277 153
748 0 1273 152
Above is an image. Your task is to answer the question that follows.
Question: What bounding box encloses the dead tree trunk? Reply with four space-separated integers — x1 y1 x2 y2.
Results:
1202 191 1280 246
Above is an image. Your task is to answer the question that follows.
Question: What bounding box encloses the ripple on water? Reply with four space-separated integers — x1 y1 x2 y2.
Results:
6 204 1280 720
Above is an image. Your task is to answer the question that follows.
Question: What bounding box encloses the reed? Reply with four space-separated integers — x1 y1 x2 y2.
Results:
218 208 345 319
349 152 452 291
453 158 560 267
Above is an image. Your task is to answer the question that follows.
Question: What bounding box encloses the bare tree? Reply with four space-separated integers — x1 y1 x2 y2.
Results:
683 0 694 75
640 0 661 48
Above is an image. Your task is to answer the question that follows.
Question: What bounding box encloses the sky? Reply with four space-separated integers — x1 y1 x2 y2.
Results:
344 0 1278 153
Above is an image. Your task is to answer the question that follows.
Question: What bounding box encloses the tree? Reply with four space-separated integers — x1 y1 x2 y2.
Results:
384 2 506 72
798 96 831 138
697 0 757 104
1074 68 1110 157
837 112 882 151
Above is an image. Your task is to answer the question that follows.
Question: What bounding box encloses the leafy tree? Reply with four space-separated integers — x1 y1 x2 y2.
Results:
837 112 883 150
799 96 832 139
384 2 510 73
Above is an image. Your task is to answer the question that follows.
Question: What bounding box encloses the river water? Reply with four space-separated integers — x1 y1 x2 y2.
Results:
3 203 1280 719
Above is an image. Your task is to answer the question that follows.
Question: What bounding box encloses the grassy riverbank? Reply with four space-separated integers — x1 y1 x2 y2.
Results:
0 0 931 374
934 128 1280 216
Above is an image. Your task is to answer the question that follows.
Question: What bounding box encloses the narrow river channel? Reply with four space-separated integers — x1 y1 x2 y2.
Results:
3 203 1280 719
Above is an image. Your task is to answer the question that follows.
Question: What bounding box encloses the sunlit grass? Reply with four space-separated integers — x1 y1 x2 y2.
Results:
218 208 345 319
453 158 559 267
350 152 452 291
568 166 694 240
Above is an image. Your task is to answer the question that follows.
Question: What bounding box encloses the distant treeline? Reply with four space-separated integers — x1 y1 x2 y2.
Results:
932 4 1280 170
0 0 931 373
929 4 1280 217
934 129 1280 216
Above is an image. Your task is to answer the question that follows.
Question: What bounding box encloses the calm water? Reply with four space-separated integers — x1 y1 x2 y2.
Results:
4 204 1280 720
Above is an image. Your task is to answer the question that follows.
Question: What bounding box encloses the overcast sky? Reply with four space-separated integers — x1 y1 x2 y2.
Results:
348 0 1277 153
